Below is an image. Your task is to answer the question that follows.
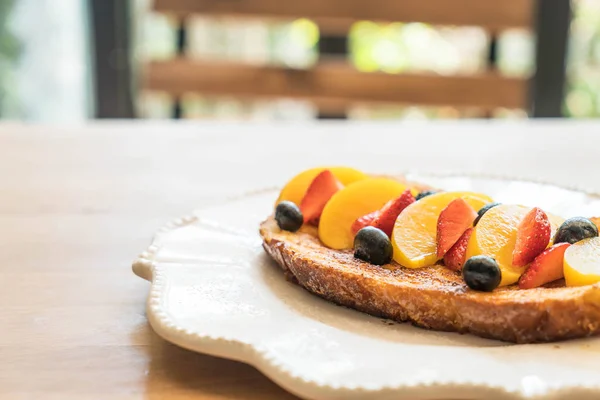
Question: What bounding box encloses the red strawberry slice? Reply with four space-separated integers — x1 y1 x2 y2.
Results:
518 242 570 289
443 227 473 271
351 210 380 235
299 170 343 225
512 207 551 267
436 198 478 258
372 189 416 237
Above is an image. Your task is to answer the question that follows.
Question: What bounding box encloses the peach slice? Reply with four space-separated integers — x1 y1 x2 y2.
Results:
318 178 407 250
276 167 368 206
564 237 600 287
392 192 493 269
466 204 564 286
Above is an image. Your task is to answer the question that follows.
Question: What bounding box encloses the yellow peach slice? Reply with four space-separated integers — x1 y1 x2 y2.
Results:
466 204 564 286
564 237 600 287
319 178 407 250
276 167 368 206
392 192 493 269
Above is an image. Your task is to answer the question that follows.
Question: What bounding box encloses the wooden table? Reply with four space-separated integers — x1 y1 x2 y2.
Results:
2 121 599 399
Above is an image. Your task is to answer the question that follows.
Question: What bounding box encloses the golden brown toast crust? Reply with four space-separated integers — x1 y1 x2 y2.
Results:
260 217 600 343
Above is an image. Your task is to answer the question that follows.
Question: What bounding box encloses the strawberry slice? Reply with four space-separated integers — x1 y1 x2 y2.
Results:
518 242 570 289
299 170 343 225
512 207 551 267
351 210 380 235
436 198 478 258
371 189 416 237
443 227 473 271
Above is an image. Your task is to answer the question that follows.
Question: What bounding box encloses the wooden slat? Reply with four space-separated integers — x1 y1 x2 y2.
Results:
154 0 535 30
144 59 528 109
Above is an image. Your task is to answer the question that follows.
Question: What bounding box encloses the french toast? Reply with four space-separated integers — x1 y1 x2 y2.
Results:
260 217 600 343
260 167 600 343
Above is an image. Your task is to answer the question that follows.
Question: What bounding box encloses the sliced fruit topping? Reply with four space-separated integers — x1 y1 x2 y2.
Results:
276 166 367 206
473 202 501 226
354 226 393 266
415 190 437 201
518 243 570 289
351 211 380 236
299 170 343 224
274 201 303 232
564 237 600 286
319 178 407 250
512 207 551 267
444 227 473 271
391 191 493 269
554 217 599 245
436 198 478 258
351 189 415 237
462 255 502 292
466 204 564 286
372 189 416 237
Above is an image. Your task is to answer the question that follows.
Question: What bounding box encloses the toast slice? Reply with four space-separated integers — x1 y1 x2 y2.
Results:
260 217 600 343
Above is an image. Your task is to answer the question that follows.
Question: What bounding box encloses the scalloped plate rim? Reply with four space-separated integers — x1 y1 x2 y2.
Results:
132 172 600 400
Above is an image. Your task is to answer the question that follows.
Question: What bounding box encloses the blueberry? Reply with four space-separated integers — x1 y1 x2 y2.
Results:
473 202 501 226
275 201 303 232
415 190 437 201
354 226 393 266
462 255 501 292
554 217 598 244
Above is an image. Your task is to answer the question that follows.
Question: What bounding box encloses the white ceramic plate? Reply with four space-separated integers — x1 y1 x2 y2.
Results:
133 174 600 400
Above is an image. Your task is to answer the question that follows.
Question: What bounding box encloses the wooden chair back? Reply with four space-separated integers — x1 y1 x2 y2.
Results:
138 0 570 118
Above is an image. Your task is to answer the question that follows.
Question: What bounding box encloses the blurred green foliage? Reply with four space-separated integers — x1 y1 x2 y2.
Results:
0 1 19 58
564 0 600 117
0 0 21 115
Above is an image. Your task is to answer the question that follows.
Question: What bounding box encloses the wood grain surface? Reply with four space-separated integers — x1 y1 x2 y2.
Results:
2 121 599 400
0 123 300 400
